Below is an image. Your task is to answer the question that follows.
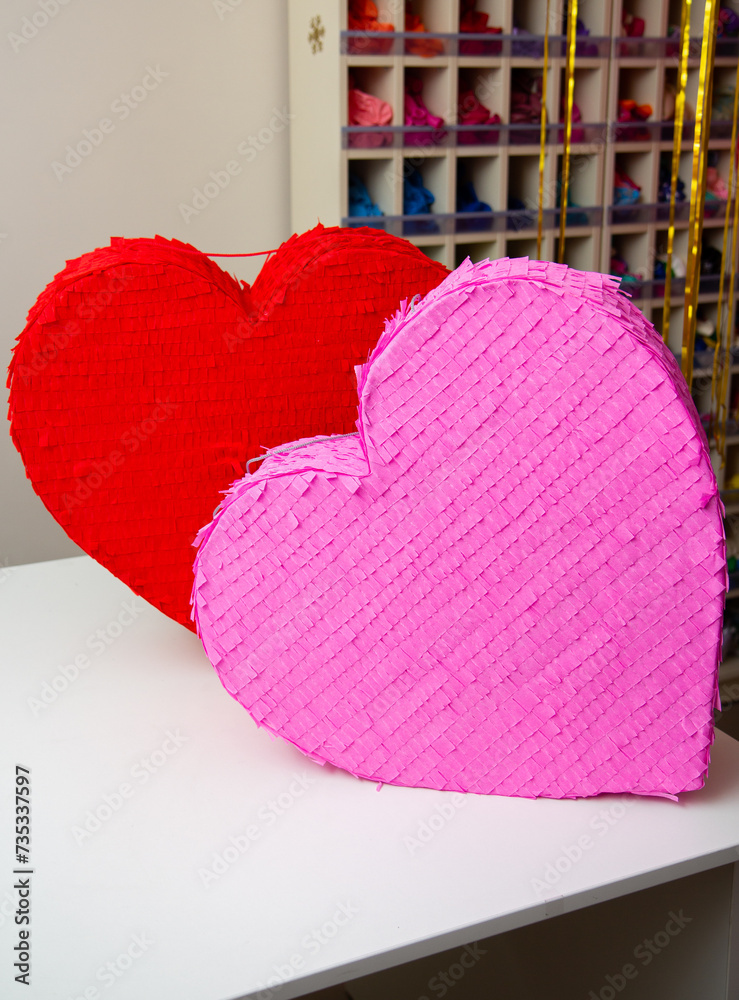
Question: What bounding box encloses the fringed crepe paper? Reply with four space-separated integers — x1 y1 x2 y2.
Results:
193 258 726 800
7 226 448 630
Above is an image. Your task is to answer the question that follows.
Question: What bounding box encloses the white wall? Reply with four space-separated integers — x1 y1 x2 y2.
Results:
1 0 290 566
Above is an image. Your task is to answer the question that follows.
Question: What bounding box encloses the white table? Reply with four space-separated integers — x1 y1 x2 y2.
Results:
1 556 738 1000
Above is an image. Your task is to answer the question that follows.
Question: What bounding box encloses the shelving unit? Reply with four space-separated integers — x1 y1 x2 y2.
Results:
288 0 739 703
289 0 615 272
602 0 737 377
289 0 735 294
289 0 738 460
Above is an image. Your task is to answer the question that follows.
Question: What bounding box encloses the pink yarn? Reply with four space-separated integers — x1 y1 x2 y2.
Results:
404 75 446 146
458 87 501 144
193 258 725 800
348 85 393 148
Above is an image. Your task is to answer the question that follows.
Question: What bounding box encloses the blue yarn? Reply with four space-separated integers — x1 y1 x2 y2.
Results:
349 172 383 217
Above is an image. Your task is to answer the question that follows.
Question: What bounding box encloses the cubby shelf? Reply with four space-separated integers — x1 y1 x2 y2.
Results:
289 0 739 494
289 0 618 276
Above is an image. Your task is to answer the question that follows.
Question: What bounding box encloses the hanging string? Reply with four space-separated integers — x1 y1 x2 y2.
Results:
203 250 279 258
682 0 719 390
168 247 279 259
558 0 578 264
246 432 358 473
662 0 692 347
712 54 739 460
536 0 551 259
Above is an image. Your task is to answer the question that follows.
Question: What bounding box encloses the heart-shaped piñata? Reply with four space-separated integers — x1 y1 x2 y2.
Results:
193 258 726 799
8 226 448 629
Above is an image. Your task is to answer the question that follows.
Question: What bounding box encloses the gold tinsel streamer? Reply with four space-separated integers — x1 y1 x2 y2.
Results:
662 0 692 347
558 0 578 264
715 65 739 461
536 0 551 259
681 0 719 390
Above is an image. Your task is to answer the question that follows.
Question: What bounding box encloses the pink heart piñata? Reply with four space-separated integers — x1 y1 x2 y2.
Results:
192 258 726 799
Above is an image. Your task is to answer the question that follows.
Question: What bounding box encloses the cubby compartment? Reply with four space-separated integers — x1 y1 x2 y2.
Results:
701 227 730 295
560 151 603 206
403 66 451 148
689 305 720 400
509 68 544 145
726 435 739 481
610 229 651 285
561 234 598 271
654 149 691 222
662 63 699 128
695 301 720 341
349 65 396 113
577 2 612 36
405 0 453 34
413 156 448 209
691 383 715 447
344 0 398 55
456 154 499 233
505 235 540 259
619 0 668 39
346 66 396 149
458 0 506 56
555 153 603 230
404 67 450 121
506 153 540 230
461 0 510 34
614 66 660 141
653 226 689 291
563 66 607 127
611 149 654 221
417 242 449 265
510 0 551 35
702 148 732 225
454 66 508 138
402 155 448 235
711 66 739 126
455 239 500 266
652 304 685 357
347 158 396 219
667 0 704 36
